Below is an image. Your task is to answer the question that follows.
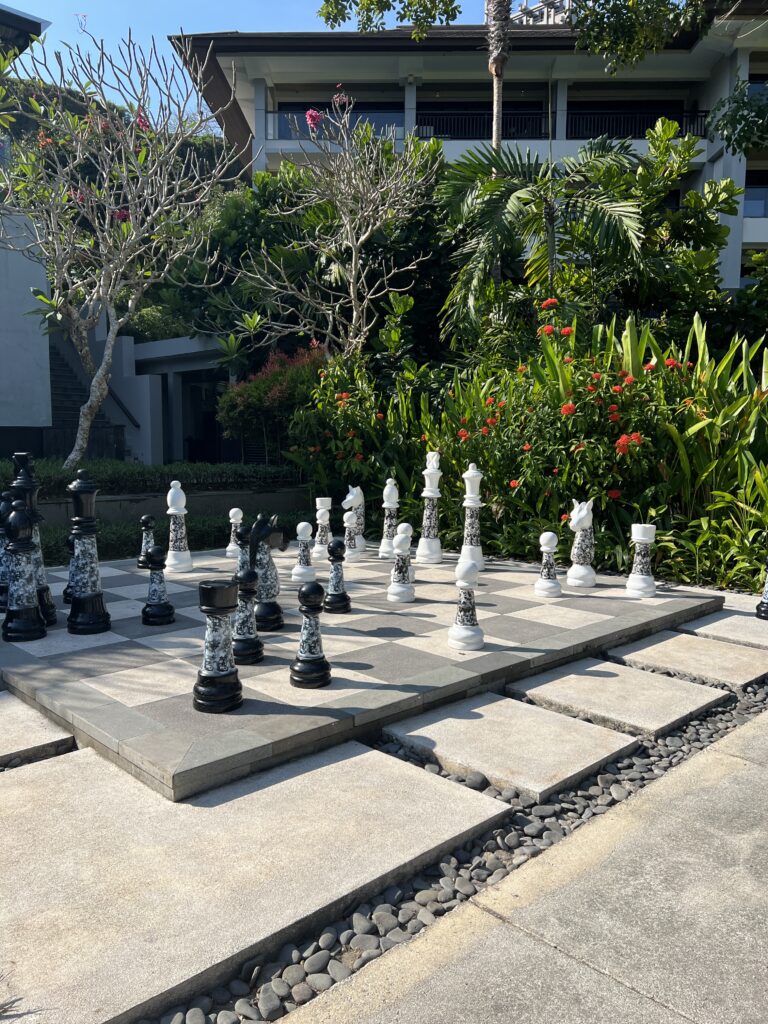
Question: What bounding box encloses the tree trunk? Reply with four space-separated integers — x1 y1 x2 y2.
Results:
62 317 119 470
491 69 504 152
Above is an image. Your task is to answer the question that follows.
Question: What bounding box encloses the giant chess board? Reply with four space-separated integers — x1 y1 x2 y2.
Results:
0 546 722 800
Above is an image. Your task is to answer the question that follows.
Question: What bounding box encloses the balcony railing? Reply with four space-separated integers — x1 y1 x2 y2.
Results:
415 110 547 140
744 188 768 218
567 110 709 139
268 110 404 141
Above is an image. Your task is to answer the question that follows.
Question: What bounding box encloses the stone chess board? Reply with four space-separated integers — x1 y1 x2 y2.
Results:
0 546 722 800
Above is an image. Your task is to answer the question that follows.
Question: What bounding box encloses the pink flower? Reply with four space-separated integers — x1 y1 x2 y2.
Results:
305 108 324 131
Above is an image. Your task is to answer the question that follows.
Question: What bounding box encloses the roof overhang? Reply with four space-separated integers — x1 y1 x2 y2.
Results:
0 3 50 50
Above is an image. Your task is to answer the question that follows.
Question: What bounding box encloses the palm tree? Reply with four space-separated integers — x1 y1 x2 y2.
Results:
486 0 512 151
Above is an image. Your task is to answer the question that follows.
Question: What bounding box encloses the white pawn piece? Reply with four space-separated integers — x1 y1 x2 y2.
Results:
566 499 596 589
626 523 657 598
378 478 399 559
415 452 443 565
448 558 484 651
396 522 416 582
292 522 317 583
342 485 366 554
534 532 562 598
165 480 194 573
387 530 415 603
343 509 363 562
460 463 485 572
312 498 333 560
225 508 243 559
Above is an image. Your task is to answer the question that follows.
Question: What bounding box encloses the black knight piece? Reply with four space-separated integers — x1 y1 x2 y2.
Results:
66 470 112 636
141 545 175 626
253 512 284 631
11 453 57 626
323 538 351 613
137 514 156 569
232 566 264 665
193 579 243 713
2 500 46 642
290 581 331 689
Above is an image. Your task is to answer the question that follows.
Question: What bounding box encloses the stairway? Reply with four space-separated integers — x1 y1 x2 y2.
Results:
45 345 126 460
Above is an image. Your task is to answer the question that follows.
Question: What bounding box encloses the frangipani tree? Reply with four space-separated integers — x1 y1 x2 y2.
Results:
0 32 245 468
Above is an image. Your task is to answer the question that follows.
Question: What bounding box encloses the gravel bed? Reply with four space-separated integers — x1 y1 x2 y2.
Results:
140 682 767 1024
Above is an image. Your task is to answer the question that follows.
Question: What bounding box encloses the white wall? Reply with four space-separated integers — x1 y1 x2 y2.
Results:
0 240 51 427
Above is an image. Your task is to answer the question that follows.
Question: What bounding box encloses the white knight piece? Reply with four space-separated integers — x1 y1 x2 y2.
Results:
341 485 366 553
415 451 443 565
566 499 596 588
378 478 399 559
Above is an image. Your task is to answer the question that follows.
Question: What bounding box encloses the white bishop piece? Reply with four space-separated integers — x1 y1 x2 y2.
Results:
165 480 194 573
291 522 317 583
226 507 243 559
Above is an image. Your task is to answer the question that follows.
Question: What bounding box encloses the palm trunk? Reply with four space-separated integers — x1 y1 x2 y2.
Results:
62 315 119 470
491 71 504 152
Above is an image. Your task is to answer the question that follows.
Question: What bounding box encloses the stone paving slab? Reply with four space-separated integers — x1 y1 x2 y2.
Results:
677 609 768 651
608 630 768 690
0 742 506 1024
0 688 75 767
506 658 728 737
384 693 638 800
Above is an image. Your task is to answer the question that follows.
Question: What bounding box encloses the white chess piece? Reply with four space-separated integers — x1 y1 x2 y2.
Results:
396 522 416 582
626 523 657 597
460 463 485 572
378 478 399 559
448 558 484 650
341 485 366 554
534 531 562 598
312 498 333 560
415 452 443 565
226 508 243 559
343 509 363 562
165 480 193 573
387 530 416 603
566 499 596 588
291 522 317 583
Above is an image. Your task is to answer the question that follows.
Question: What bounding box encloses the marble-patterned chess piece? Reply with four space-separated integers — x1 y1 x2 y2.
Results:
141 545 175 626
290 581 331 689
756 554 768 620
534 531 562 598
415 452 443 565
11 453 56 626
0 490 13 613
396 522 416 582
312 497 333 560
448 557 484 651
388 530 415 603
342 485 366 554
626 523 657 598
66 470 111 636
460 463 485 572
165 480 193 574
378 478 399 559
566 498 596 588
343 509 362 562
291 522 317 583
234 522 251 577
253 512 283 631
193 579 243 713
2 499 46 642
226 507 243 559
324 538 351 613
137 514 155 569
232 564 264 666
62 531 75 604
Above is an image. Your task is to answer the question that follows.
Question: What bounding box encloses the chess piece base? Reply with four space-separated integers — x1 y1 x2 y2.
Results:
312 543 327 560
233 635 265 665
141 601 176 627
756 600 768 621
387 581 415 603
566 565 597 588
165 549 194 573
290 655 331 689
291 565 317 583
345 547 364 562
460 544 485 572
225 541 240 559
626 573 656 598
2 605 46 642
67 594 112 635
255 600 284 631
38 586 58 627
415 538 443 564
448 622 484 651
534 579 562 598
0 582 8 614
62 584 73 605
193 669 243 713
324 591 351 614
378 539 394 559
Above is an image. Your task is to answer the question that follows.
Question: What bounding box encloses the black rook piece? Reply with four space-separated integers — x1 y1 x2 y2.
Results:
137 515 156 569
0 490 13 613
756 553 768 620
11 453 56 626
142 545 175 626
66 470 111 635
232 566 264 665
194 580 243 713
323 538 351 614
290 581 331 689
2 500 46 642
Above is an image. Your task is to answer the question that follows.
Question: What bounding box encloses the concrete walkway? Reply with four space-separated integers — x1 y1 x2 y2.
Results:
291 707 768 1024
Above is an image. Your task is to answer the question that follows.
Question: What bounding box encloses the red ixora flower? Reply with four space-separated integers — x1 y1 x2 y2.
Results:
347 429 356 438
305 108 324 131
485 397 495 406
497 399 507 408
460 416 468 425
552 468 559 475
457 428 469 440
573 442 586 451
420 433 427 441
486 417 497 427
591 372 602 380
541 298 558 310
664 357 678 368
686 361 694 369
617 369 629 379
615 434 631 454
561 513 569 521
607 489 622 499
561 327 573 337
522 442 532 451
340 392 351 399
376 412 385 420
516 365 527 374
609 413 620 422
354 453 364 461
563 355 574 364
612 385 623 394
608 404 619 412
561 402 576 416
630 431 644 444
540 324 555 336
509 479 520 488
643 362 656 372
624 375 636 385
586 384 596 392
480 426 489 435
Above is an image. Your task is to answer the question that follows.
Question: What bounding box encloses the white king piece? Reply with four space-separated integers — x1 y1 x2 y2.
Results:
415 452 443 565
312 497 333 560
459 463 484 572
378 477 400 559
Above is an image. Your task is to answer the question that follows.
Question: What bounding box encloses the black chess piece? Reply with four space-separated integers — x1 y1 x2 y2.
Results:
323 538 351 613
193 580 243 713
11 453 56 626
141 545 175 626
0 490 13 613
137 514 156 569
756 553 768 620
253 512 284 631
2 500 46 642
290 581 331 689
62 531 75 604
66 470 111 636
232 566 264 665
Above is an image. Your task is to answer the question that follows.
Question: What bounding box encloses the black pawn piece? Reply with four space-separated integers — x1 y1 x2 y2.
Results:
62 532 75 604
233 567 264 665
324 538 351 614
141 545 175 627
193 580 243 713
2 500 46 642
66 470 111 636
137 514 156 569
290 581 331 689
756 554 768 620
0 490 13 613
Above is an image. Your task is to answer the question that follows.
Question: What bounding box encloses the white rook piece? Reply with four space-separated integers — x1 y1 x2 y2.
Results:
342 485 366 554
225 508 243 559
626 523 657 598
534 531 562 598
396 522 416 582
292 522 317 583
343 510 362 562
567 499 596 588
388 530 415 603
460 463 485 572
378 478 399 559
448 558 484 651
415 452 443 565
165 481 193 574
312 497 333 560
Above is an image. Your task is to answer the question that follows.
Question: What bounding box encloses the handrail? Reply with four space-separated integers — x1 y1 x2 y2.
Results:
107 385 140 429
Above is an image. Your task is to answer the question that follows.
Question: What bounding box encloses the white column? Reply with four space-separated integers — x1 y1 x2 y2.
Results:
719 50 749 289
554 80 568 140
252 77 267 173
404 80 417 134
